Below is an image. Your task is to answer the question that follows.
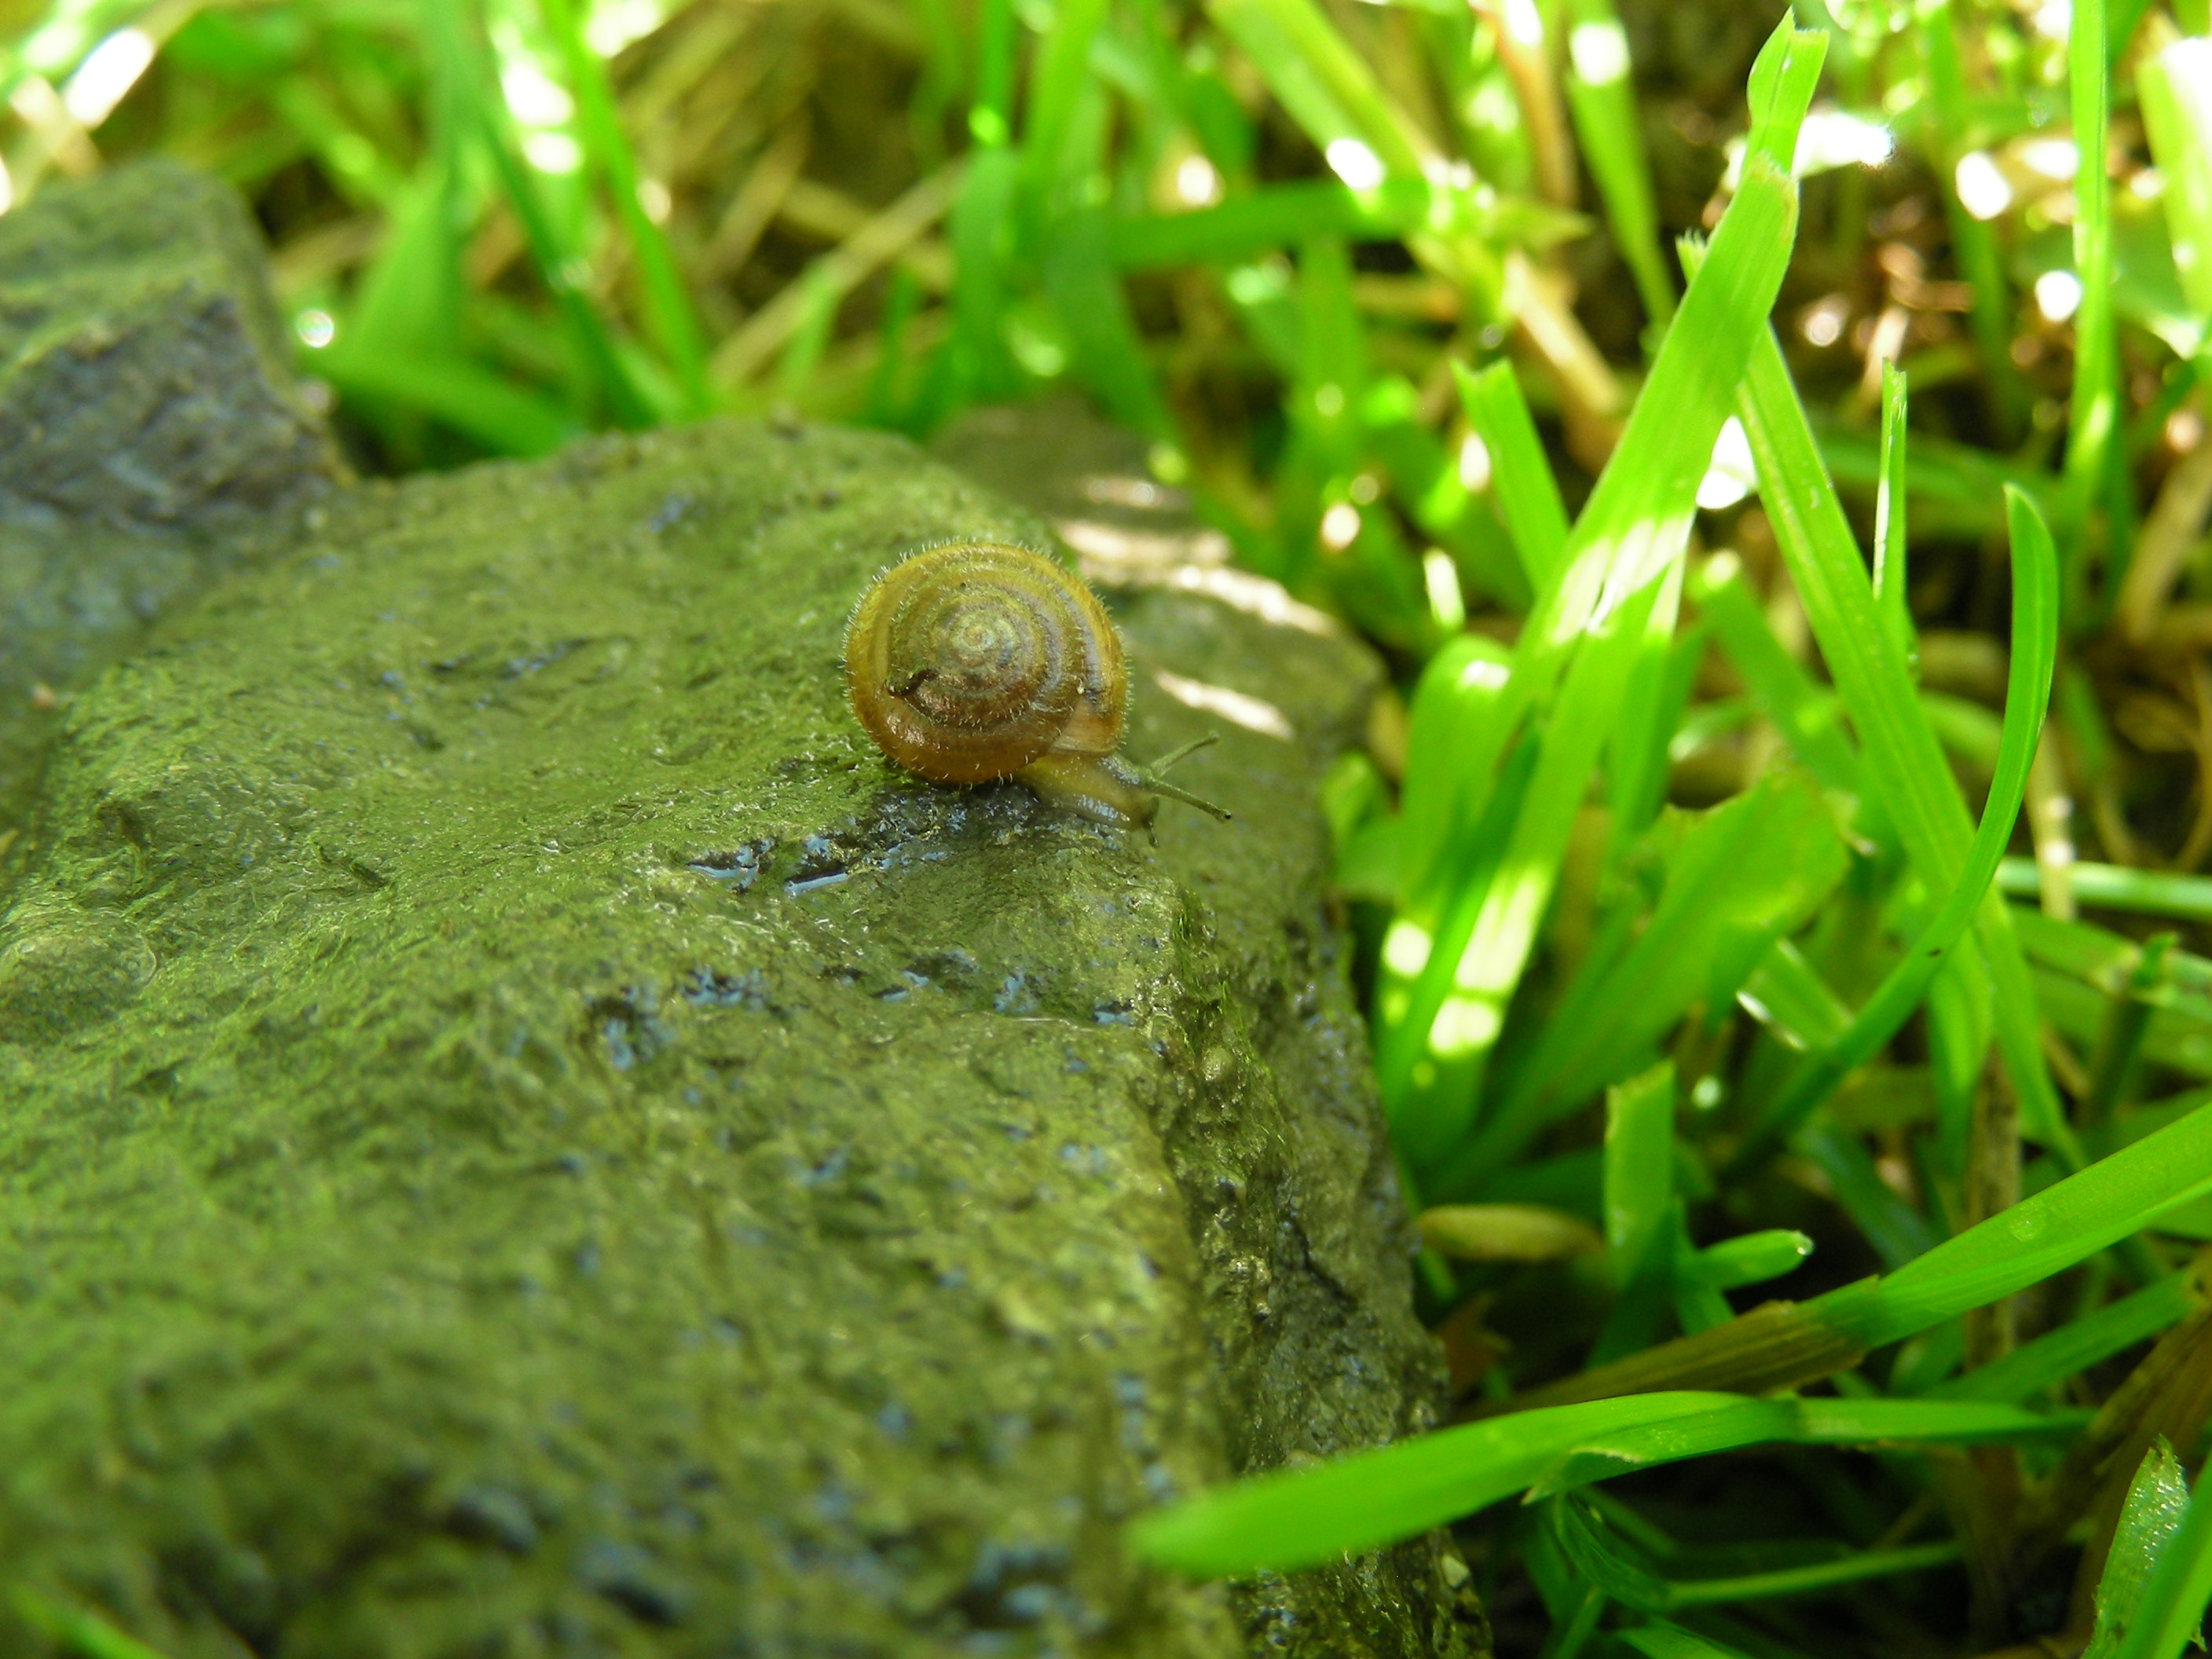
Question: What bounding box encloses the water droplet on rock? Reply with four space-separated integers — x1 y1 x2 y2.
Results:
0 907 156 1038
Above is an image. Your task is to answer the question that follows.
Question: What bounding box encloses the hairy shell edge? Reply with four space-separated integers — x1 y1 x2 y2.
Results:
843 542 1157 826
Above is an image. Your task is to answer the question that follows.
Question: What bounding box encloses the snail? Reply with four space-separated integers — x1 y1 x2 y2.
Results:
844 541 1230 830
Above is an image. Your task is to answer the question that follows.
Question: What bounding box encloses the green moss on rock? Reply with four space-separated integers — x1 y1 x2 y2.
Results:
0 416 1478 1659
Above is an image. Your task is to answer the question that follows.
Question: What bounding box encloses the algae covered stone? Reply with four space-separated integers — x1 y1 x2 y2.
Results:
0 416 1477 1658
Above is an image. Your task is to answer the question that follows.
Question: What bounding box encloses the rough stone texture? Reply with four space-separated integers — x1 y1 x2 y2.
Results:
0 157 337 526
0 411 1479 1658
0 159 339 828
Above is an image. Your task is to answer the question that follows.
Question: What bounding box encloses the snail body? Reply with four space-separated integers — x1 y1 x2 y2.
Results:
843 542 1225 829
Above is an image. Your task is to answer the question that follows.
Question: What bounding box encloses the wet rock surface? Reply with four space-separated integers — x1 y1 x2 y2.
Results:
0 176 1478 1659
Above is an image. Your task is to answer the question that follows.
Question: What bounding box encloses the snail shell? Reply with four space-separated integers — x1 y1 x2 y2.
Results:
844 542 1156 826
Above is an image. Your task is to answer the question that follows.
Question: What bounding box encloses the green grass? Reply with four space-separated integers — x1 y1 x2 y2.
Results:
1133 1085 2212 1566
13 0 2212 1653
9 1592 173 1659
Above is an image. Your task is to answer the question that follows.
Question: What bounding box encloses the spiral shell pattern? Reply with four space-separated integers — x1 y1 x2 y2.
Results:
844 543 1125 786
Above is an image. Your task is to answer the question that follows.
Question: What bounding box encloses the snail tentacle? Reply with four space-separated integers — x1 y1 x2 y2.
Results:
1130 771 1232 824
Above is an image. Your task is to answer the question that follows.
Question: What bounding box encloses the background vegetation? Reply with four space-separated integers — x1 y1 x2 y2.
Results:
6 0 2212 1654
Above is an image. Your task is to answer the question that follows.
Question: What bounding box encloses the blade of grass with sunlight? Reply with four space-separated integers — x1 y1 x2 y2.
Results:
1378 16 1826 1175
1132 1094 2212 1577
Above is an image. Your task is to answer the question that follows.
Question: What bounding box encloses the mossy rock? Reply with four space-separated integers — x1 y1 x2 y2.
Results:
0 157 335 527
0 414 1480 1659
0 159 339 830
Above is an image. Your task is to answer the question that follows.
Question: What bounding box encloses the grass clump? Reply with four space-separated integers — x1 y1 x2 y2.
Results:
10 0 2212 1653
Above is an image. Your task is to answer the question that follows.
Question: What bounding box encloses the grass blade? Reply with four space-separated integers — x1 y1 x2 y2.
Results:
1998 861 2212 923
421 0 653 427
1023 0 1111 211
316 341 580 455
1561 0 1674 333
2138 27 2212 324
540 0 712 416
1621 1627 1757 1659
1553 1495 1963 1610
723 162 969 390
2091 1442 2195 1659
2109 1454 2212 1659
345 167 466 364
1041 206 1177 443
970 0 1016 147
1730 275 2079 1167
1206 0 1434 178
1928 1271 2205 1403
1726 486 2063 1172
1484 1099 2212 1412
2066 0 2121 592
1205 0 1499 301
1832 1099 2212 1349
9 1591 171 1659
1393 635 1517 909
1661 1541 1964 1607
1455 360 1569 590
1686 1229 1815 1291
1130 1393 2077 1577
1793 1119 1943 1268
1874 361 1917 679
1603 588 1701 857
1690 553 1861 797
1131 1391 1738 1578
1388 18 1825 1170
1366 380 1533 610
1604 1060 1675 1278
1917 0 2030 437
1478 770 1847 1160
